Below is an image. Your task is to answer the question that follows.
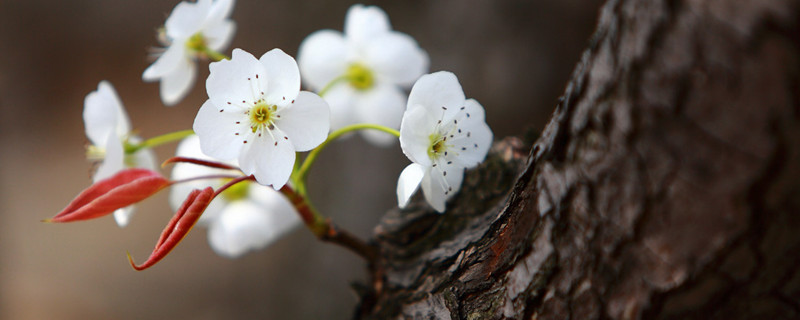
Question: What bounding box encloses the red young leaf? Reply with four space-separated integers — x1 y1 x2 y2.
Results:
47 169 169 223
128 187 214 271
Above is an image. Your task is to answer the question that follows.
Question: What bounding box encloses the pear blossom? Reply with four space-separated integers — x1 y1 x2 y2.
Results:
143 0 236 106
193 48 330 189
297 4 428 145
396 72 492 213
83 81 156 226
170 135 300 257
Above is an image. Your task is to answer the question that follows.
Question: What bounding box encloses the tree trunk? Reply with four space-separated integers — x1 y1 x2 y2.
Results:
355 0 800 318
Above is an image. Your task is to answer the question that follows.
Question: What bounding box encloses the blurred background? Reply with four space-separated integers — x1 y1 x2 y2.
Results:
0 0 602 318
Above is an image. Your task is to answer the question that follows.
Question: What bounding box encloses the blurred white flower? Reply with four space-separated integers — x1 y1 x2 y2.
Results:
396 72 492 213
170 135 301 258
83 81 156 227
297 4 428 145
143 0 236 106
193 48 330 189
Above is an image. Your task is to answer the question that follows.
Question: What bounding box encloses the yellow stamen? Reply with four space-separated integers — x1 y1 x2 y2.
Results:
428 133 447 160
346 63 374 90
186 33 207 53
249 104 277 133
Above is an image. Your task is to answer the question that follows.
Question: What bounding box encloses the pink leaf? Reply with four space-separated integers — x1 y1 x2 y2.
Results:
47 169 169 223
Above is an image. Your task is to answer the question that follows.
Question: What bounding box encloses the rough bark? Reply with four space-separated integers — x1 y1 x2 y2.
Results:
356 0 800 318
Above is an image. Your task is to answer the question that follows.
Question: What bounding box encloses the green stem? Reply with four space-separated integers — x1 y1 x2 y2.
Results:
202 47 230 62
280 185 326 235
317 75 349 97
126 129 195 154
294 123 400 187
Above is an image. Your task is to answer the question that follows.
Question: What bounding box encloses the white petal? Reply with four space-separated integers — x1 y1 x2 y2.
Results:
397 163 424 208
420 165 464 213
171 135 229 180
438 156 467 196
207 201 272 258
84 81 128 145
297 30 349 90
207 0 235 23
159 56 197 106
93 134 125 182
445 165 466 197
206 48 264 108
463 98 486 122
363 32 429 87
129 147 158 171
193 100 247 160
323 85 358 131
113 207 135 228
354 83 405 146
204 20 236 51
275 91 330 152
407 71 466 116
165 0 212 40
449 99 493 168
259 49 301 106
399 104 436 167
344 4 391 46
143 44 187 80
175 134 204 160
419 168 445 213
247 184 301 238
239 131 296 189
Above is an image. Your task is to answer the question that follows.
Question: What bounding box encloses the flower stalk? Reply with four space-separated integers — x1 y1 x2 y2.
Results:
293 123 400 193
316 75 348 97
126 129 195 154
201 46 230 62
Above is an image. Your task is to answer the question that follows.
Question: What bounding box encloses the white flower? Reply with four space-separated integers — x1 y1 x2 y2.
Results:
83 81 157 226
170 135 300 258
193 48 330 189
143 0 236 106
297 4 428 145
396 72 492 213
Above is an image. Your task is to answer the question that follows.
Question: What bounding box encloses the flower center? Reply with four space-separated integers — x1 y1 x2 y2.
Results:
249 103 277 133
220 179 250 202
346 63 374 90
428 133 449 160
186 33 207 53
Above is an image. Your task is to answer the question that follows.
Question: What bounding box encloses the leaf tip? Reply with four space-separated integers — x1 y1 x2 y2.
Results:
161 157 177 168
126 251 146 271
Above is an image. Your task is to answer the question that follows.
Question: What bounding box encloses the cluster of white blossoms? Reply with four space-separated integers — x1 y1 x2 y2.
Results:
143 0 236 106
76 1 492 260
83 81 156 227
298 4 429 145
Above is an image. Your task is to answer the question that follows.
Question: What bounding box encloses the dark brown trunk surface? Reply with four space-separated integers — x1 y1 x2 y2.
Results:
356 0 800 319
